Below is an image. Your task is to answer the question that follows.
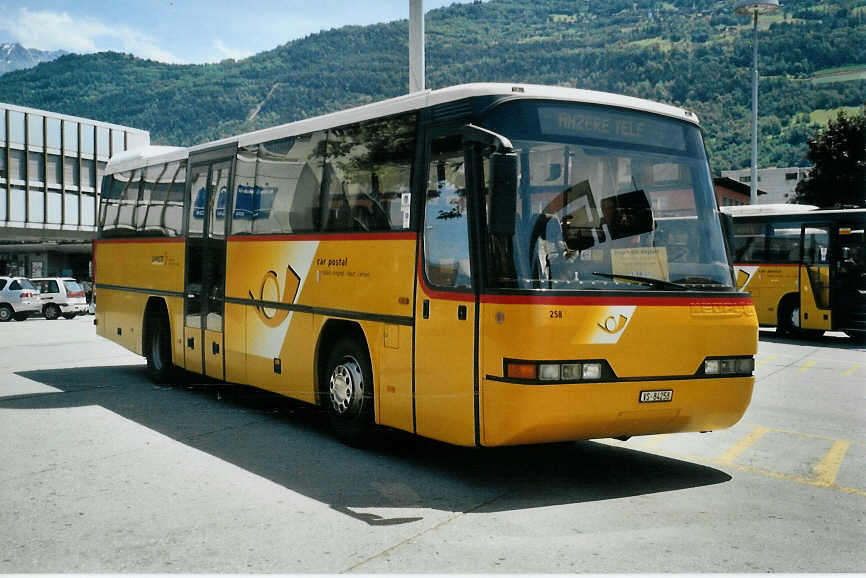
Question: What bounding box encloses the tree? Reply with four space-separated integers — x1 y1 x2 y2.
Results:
792 108 866 208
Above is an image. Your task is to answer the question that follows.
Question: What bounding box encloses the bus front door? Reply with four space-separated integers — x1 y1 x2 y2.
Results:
799 223 832 331
184 152 233 379
832 222 866 334
414 134 478 447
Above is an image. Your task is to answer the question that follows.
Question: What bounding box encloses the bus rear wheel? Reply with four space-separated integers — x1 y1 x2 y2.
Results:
323 338 374 446
778 296 801 337
146 314 175 383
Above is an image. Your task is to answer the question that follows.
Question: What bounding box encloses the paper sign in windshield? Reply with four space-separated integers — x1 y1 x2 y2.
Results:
611 247 669 281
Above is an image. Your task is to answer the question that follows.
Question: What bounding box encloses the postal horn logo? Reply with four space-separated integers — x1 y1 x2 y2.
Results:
598 314 629 334
249 266 301 327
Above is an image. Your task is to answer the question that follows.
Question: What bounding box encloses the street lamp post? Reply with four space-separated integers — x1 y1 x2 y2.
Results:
734 0 779 205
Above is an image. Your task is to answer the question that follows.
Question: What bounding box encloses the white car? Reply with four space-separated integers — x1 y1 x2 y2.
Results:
0 276 42 322
30 277 89 320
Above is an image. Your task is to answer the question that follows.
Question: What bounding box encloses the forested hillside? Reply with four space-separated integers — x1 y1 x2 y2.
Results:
1 0 864 172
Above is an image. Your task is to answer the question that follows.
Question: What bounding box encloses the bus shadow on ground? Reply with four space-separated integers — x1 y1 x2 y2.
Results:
758 328 865 350
8 365 731 526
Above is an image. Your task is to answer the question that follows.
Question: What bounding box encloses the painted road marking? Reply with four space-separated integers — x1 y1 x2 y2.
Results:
799 359 816 372
614 426 865 498
716 426 770 465
755 354 778 367
842 365 860 376
812 440 851 487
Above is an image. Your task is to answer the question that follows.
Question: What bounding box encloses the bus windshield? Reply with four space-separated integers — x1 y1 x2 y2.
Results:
481 101 734 291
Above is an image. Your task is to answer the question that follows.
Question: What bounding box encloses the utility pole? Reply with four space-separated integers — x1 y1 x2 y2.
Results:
409 0 425 93
733 0 780 205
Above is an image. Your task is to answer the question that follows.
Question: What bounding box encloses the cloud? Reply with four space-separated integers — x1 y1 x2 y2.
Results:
0 7 181 63
212 40 253 62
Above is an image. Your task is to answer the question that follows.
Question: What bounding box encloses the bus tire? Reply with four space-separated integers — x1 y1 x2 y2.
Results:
777 295 801 336
323 337 375 446
146 313 175 384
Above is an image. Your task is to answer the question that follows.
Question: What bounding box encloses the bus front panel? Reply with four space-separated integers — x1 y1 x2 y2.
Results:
479 298 757 446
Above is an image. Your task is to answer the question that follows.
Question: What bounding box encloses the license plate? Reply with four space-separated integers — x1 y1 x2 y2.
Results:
640 390 673 403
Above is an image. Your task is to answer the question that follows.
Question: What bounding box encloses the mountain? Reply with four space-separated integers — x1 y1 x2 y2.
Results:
0 0 864 172
0 42 67 75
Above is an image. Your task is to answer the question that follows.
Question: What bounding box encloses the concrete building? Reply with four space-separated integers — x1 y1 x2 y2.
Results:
713 176 766 206
1 102 149 279
721 166 811 205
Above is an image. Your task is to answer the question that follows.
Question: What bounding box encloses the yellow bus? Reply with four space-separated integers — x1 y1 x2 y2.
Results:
725 205 866 341
95 83 757 447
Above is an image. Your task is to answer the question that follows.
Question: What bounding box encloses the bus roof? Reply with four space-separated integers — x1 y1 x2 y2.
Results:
722 204 866 221
106 83 702 174
720 204 819 216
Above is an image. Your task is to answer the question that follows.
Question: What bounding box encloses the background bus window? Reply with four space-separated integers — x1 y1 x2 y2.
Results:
733 222 765 263
424 136 471 289
766 222 802 262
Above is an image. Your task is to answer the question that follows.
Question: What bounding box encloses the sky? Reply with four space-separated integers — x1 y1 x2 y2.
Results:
0 0 477 64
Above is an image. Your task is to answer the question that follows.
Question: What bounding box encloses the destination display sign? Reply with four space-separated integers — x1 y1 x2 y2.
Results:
538 106 687 151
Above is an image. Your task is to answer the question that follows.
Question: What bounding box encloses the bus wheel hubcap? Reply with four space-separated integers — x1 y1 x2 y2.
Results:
791 307 800 329
329 357 363 415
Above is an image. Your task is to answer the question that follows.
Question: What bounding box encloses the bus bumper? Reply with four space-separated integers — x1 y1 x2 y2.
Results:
480 376 754 447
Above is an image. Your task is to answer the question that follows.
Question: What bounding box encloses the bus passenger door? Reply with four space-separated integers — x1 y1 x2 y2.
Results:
414 134 478 446
833 222 866 334
799 223 832 330
184 150 234 378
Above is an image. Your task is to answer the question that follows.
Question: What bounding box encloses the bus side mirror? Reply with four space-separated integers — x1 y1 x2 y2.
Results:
489 152 518 236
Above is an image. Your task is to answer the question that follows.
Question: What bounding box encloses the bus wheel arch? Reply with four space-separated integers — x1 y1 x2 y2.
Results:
143 297 175 383
316 320 375 445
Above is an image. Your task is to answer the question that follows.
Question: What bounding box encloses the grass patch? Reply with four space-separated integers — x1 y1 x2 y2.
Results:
809 106 864 125
628 37 672 51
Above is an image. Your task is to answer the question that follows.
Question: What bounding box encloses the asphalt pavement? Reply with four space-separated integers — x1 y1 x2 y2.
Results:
0 316 863 573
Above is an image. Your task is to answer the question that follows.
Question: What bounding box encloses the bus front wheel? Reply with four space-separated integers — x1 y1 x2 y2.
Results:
324 338 375 446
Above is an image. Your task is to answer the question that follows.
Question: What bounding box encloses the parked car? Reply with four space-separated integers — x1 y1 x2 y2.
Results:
0 276 42 322
30 277 89 320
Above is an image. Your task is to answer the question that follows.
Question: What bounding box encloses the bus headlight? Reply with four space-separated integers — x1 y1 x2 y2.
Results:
504 359 609 383
703 356 754 376
581 362 602 380
539 364 561 381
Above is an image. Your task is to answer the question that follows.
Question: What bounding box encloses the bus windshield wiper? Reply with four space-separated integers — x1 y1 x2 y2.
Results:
591 272 689 291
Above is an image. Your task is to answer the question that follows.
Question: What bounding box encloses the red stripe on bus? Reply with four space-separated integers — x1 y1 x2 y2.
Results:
480 295 754 306
227 232 417 242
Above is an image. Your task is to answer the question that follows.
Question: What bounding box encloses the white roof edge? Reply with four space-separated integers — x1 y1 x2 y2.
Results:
105 83 701 173
105 145 187 173
0 101 149 134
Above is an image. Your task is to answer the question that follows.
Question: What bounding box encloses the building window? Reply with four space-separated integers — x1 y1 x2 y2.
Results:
46 118 61 149
786 172 798 181
28 152 45 183
64 121 78 152
741 176 751 183
97 127 110 158
9 150 26 181
8 111 25 145
28 114 44 147
81 124 94 155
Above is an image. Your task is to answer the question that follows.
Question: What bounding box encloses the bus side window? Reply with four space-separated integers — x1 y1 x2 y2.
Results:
424 136 471 289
